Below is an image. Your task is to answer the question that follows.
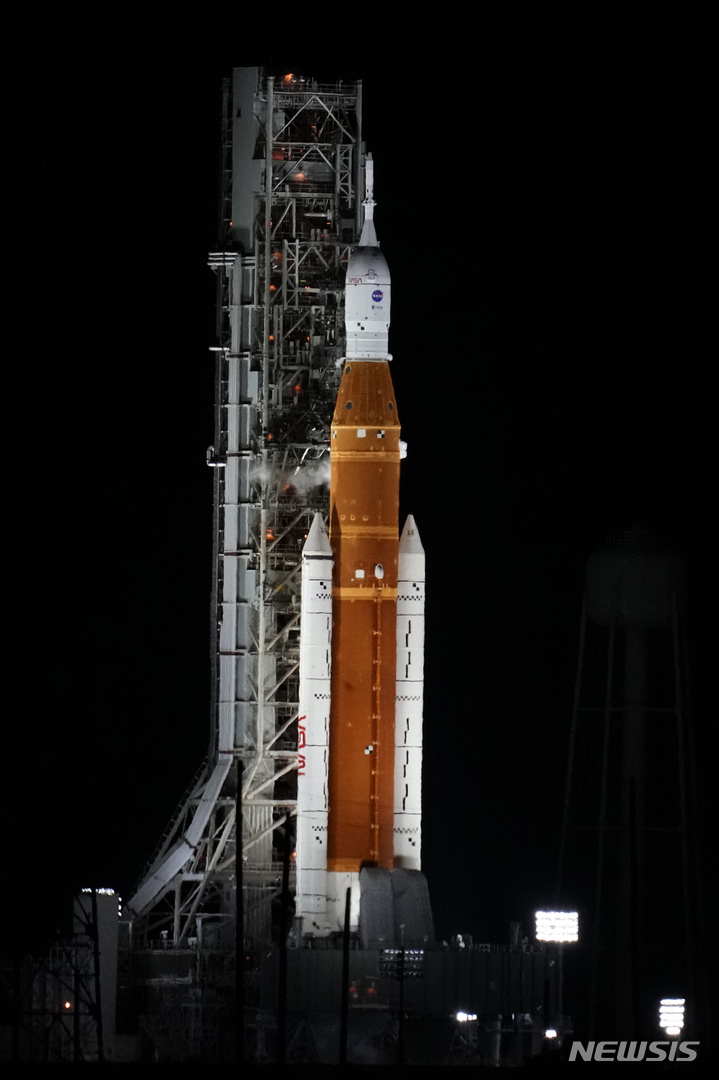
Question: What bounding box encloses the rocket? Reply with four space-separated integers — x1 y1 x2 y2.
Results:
296 157 428 937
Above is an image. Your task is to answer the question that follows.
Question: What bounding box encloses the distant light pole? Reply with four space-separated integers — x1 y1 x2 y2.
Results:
379 936 425 1066
535 911 579 1033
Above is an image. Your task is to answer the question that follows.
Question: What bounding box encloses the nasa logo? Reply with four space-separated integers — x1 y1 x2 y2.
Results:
372 289 383 302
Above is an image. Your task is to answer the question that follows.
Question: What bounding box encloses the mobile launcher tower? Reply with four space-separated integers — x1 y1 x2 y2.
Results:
127 69 431 953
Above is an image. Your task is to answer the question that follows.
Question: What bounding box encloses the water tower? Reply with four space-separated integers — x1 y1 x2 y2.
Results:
557 526 703 1038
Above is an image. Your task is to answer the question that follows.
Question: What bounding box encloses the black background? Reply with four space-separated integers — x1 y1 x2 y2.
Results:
6 10 714 972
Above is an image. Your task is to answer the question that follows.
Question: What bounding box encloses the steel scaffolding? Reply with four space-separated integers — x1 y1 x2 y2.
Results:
128 69 363 951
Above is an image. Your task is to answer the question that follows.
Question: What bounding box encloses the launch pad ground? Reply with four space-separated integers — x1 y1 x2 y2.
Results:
107 943 558 1066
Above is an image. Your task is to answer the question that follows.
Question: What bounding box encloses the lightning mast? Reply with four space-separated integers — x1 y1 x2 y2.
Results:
127 69 364 948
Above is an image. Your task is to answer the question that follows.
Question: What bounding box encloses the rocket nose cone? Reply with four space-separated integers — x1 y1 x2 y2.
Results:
399 515 424 555
303 512 332 557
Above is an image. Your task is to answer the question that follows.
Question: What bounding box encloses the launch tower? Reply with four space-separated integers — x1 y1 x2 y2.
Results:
128 69 365 947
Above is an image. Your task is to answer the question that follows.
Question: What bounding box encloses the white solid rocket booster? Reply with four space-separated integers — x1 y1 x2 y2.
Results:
394 514 425 869
296 514 333 932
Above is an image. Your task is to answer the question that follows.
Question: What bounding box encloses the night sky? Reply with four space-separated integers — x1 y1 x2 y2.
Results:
7 13 714 969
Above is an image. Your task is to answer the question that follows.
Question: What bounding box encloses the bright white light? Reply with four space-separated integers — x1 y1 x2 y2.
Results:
81 887 115 896
381 949 424 958
545 1029 558 1039
535 910 579 942
456 1011 477 1023
659 998 685 1033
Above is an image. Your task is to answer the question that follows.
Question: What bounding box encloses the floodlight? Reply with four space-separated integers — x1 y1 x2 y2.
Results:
535 910 579 942
659 998 685 1035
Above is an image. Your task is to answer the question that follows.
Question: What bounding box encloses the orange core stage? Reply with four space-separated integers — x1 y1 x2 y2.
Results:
327 359 401 872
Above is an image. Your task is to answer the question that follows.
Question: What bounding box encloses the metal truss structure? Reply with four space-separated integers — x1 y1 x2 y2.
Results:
128 69 364 949
8 889 111 1063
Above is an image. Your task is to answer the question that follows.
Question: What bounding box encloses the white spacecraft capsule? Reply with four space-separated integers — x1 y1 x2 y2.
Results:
345 154 391 361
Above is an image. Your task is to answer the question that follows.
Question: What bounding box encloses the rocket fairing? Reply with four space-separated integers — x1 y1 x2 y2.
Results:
296 157 426 934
